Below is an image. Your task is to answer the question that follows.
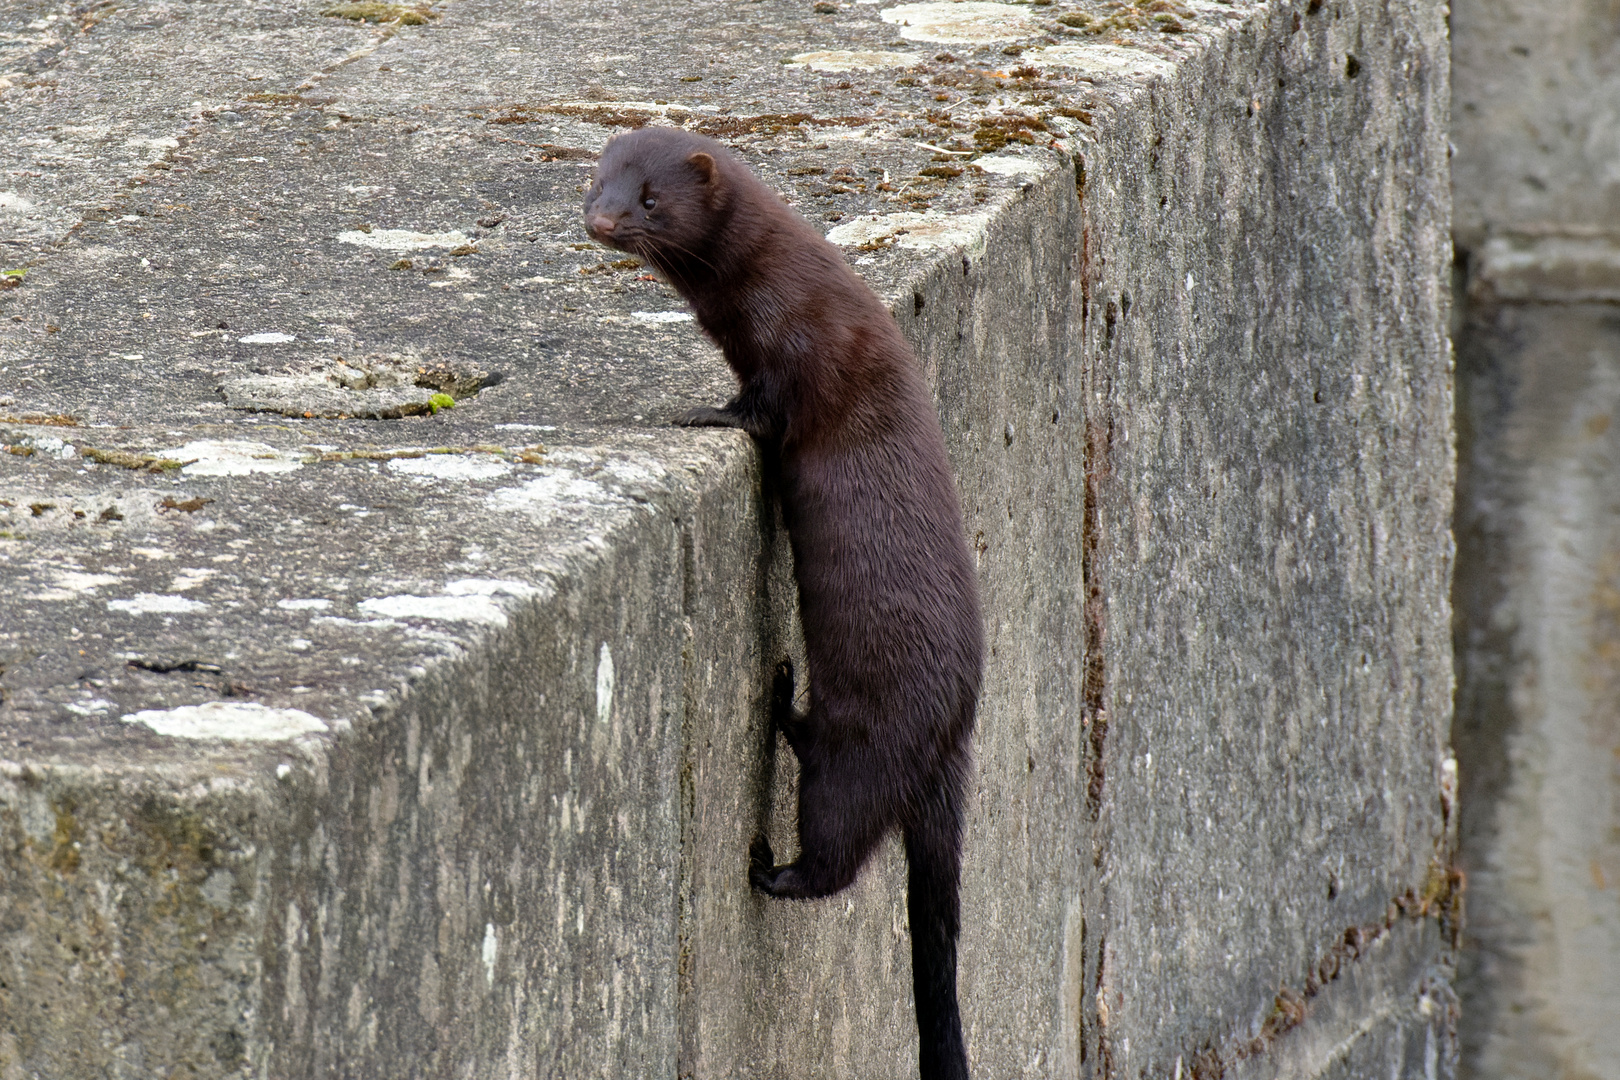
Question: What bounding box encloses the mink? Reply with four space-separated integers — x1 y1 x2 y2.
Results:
584 127 982 1080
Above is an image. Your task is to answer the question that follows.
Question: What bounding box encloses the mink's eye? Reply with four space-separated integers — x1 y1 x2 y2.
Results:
642 197 656 210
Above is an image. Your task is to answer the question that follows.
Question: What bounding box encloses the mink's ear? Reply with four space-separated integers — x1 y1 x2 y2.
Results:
688 152 717 184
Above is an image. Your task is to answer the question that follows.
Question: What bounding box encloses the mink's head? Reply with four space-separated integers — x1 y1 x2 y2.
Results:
583 127 732 274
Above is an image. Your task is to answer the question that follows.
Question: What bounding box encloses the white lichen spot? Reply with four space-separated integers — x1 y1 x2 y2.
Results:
63 699 115 716
974 154 1049 177
123 701 329 741
125 135 180 152
1019 44 1176 78
23 434 66 456
482 923 498 985
108 593 209 615
630 311 694 323
787 49 924 72
444 578 544 600
356 580 538 628
277 598 334 611
238 331 296 344
596 643 615 727
313 615 401 630
599 458 668 487
28 569 125 601
163 440 303 476
171 567 217 591
336 228 474 252
386 454 514 481
826 210 990 252
488 472 616 514
880 1 1033 44
358 594 509 626
201 868 235 910
0 192 36 213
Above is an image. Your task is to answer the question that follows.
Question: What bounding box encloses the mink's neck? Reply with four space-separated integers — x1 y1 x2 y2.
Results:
663 204 810 382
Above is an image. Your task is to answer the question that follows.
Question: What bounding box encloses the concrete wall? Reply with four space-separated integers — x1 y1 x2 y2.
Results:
1451 0 1620 1076
1 0 1455 1076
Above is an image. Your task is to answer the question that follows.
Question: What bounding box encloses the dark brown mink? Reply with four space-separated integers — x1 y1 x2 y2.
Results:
584 127 982 1080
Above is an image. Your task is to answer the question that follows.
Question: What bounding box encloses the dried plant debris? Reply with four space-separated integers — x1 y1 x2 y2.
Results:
578 259 644 275
159 497 214 513
303 444 544 464
973 113 1048 150
483 103 876 138
219 355 500 420
321 2 438 24
0 413 79 427
1055 0 1194 35
80 447 192 471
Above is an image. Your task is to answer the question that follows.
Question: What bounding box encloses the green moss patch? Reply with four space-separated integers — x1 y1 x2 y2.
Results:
321 2 438 25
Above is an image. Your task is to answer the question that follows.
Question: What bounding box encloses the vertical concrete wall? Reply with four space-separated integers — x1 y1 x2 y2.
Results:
1451 0 1620 1076
1066 3 1455 1073
1453 305 1620 1080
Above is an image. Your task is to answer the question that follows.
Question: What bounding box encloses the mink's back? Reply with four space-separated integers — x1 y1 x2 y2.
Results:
651 137 982 767
737 219 981 772
783 363 982 778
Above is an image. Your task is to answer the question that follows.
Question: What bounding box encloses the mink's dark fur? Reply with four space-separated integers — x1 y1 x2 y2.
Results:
584 127 982 1080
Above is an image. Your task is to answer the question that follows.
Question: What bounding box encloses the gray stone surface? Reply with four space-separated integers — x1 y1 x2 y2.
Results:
1452 304 1620 1080
1451 1 1620 1077
1 0 1455 1076
1450 0 1620 251
1065 1 1455 1069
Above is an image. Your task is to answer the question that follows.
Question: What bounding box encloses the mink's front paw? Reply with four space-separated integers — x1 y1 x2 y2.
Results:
748 835 777 892
673 405 738 428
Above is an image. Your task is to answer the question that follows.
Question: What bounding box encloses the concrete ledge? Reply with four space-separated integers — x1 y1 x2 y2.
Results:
2 0 1454 1076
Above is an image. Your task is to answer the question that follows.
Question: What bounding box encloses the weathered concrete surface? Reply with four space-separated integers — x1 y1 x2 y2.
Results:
1067 0 1455 1071
0 425 742 1077
1451 1 1620 1077
1450 0 1620 251
1452 303 1620 1080
1 0 1454 1076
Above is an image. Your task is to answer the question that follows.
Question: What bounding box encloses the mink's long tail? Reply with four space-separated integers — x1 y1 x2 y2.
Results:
904 780 969 1080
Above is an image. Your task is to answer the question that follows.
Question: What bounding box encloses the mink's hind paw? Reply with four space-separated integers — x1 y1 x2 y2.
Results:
771 657 810 756
673 405 740 428
771 659 795 718
748 835 777 892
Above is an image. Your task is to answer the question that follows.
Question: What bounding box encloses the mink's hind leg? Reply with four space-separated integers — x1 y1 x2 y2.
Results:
750 754 888 900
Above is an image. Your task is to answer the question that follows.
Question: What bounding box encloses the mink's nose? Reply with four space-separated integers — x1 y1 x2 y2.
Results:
588 214 617 237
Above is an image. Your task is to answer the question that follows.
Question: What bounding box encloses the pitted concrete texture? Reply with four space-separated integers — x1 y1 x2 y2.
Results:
2 0 1453 1076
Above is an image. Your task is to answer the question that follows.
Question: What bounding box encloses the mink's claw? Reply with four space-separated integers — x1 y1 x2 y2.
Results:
673 405 739 428
771 659 795 718
749 835 777 892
